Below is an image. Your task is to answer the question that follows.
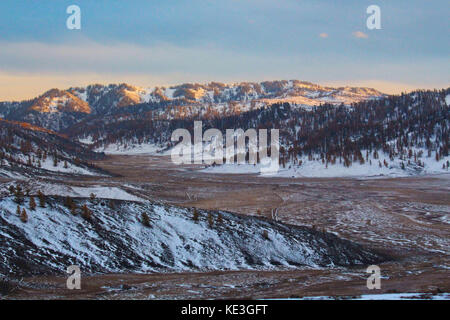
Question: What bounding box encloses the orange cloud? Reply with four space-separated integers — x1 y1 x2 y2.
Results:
352 31 368 39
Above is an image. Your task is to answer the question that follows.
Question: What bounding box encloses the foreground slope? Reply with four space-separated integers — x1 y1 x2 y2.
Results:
0 196 387 276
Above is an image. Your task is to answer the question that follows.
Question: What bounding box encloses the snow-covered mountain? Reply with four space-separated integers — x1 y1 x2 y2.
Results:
68 80 384 114
29 89 91 114
76 89 450 178
0 80 384 131
0 195 387 276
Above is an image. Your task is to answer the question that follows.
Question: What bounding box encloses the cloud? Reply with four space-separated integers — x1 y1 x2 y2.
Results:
352 31 369 39
0 40 447 101
319 33 328 38
0 41 278 75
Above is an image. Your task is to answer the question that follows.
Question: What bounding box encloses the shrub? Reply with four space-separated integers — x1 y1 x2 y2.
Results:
141 212 151 227
81 204 92 221
64 196 75 209
29 196 36 211
14 185 24 204
70 205 78 216
192 208 199 222
208 213 214 227
37 190 46 208
20 208 28 223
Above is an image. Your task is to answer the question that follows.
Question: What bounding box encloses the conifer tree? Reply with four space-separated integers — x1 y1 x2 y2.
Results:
81 204 92 221
70 205 78 215
29 196 36 211
141 212 151 227
14 185 24 204
192 208 199 222
37 190 46 208
64 196 74 209
208 213 214 227
20 208 28 223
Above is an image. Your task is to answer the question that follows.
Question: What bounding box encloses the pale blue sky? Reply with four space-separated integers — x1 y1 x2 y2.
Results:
0 0 448 100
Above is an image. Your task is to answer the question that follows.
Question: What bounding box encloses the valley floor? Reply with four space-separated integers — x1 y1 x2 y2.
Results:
2 154 450 299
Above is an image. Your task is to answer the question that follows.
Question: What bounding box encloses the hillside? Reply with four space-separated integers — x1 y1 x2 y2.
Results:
71 89 450 178
1 82 448 178
0 195 387 276
0 119 106 178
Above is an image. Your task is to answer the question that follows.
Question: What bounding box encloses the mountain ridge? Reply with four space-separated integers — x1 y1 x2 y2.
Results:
0 80 385 131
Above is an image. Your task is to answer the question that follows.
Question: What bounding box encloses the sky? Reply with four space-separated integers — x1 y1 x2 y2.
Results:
0 0 449 100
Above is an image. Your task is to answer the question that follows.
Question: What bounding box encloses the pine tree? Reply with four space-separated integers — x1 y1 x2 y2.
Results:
37 190 46 208
14 185 24 204
64 196 74 209
20 208 28 223
29 196 36 211
192 208 199 222
16 205 21 216
141 212 151 227
217 213 223 224
81 204 92 221
208 213 214 227
70 204 78 216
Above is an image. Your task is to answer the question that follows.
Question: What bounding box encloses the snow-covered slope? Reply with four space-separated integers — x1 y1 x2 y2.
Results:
0 196 386 276
203 148 450 178
0 119 105 178
29 89 91 114
69 80 383 108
